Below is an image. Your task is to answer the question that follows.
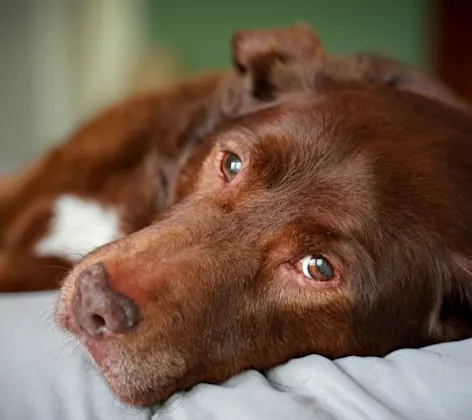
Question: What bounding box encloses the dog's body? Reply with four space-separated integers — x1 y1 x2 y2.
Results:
1 25 471 406
0 26 465 293
0 74 227 291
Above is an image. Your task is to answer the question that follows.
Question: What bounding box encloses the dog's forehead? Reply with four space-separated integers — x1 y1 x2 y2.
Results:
222 86 463 238
227 91 377 156
231 96 376 181
231 85 454 174
238 88 472 241
216 84 472 242
217 98 378 236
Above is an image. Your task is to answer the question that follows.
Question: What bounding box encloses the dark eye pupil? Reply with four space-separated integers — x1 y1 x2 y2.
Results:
222 152 242 180
308 256 333 280
315 258 332 277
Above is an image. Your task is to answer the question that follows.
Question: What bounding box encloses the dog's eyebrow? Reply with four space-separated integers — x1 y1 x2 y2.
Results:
215 124 263 148
239 123 268 145
219 103 302 145
297 216 359 244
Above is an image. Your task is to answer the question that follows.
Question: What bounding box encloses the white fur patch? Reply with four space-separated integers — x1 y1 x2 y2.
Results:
35 195 122 263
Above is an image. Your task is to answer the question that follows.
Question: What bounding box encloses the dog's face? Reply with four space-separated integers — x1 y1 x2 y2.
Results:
57 81 472 405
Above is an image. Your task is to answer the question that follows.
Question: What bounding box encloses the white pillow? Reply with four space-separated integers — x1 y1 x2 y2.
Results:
1 291 471 420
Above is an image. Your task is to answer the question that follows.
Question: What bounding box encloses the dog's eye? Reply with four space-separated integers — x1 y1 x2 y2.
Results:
221 152 242 182
301 255 334 281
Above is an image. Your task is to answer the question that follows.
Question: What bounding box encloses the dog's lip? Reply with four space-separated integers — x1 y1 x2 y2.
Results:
58 305 123 366
56 302 80 334
56 306 103 362
80 335 109 365
56 307 110 371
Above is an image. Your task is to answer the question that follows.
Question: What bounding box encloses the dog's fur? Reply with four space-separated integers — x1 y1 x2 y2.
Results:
1 24 472 406
0 25 465 293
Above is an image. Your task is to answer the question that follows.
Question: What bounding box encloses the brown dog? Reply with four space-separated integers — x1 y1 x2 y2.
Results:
51 26 472 406
0 25 464 293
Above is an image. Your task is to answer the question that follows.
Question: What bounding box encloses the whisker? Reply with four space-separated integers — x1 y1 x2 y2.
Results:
43 265 71 273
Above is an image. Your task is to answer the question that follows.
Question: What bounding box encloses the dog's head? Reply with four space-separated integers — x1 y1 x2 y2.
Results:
56 25 472 405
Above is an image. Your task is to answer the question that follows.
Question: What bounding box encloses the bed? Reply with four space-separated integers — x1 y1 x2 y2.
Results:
1 291 471 420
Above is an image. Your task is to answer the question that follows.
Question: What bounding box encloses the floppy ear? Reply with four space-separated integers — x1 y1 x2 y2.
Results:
322 53 468 110
232 23 326 98
352 53 467 108
430 253 472 342
220 23 467 118
221 23 326 116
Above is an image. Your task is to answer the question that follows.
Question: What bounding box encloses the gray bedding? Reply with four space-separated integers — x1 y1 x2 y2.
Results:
1 291 471 420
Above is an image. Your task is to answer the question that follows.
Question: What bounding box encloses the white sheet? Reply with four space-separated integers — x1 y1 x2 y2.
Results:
1 291 471 420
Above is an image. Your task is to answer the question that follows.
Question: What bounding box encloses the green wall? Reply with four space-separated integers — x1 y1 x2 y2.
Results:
146 0 432 73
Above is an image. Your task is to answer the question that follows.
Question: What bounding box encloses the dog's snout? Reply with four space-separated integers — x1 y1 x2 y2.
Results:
73 262 140 338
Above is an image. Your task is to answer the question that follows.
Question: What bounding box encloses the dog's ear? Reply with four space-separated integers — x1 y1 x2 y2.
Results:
221 23 326 116
430 253 472 342
231 23 326 99
324 53 468 110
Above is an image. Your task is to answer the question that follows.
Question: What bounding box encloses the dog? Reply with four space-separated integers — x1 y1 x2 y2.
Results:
44 25 472 406
0 25 465 293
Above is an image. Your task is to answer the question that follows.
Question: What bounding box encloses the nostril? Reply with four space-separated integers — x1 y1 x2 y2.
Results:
73 262 141 338
91 314 106 329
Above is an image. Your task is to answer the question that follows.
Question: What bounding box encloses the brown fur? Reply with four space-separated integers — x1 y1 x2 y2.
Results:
0 25 464 293
0 73 225 290
1 21 471 407
40 25 472 406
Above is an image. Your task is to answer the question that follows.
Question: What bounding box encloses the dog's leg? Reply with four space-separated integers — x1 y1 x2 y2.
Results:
0 175 17 243
0 162 43 247
0 195 73 292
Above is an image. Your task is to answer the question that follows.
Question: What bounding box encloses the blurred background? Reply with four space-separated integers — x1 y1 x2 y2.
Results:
0 0 469 170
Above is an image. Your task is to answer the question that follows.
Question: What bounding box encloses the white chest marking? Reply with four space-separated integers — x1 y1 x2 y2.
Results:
35 195 122 263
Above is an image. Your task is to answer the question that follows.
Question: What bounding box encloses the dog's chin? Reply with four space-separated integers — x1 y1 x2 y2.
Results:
101 371 172 407
80 337 187 406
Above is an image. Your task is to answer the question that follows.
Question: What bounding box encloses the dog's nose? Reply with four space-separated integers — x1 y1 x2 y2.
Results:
73 262 140 337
